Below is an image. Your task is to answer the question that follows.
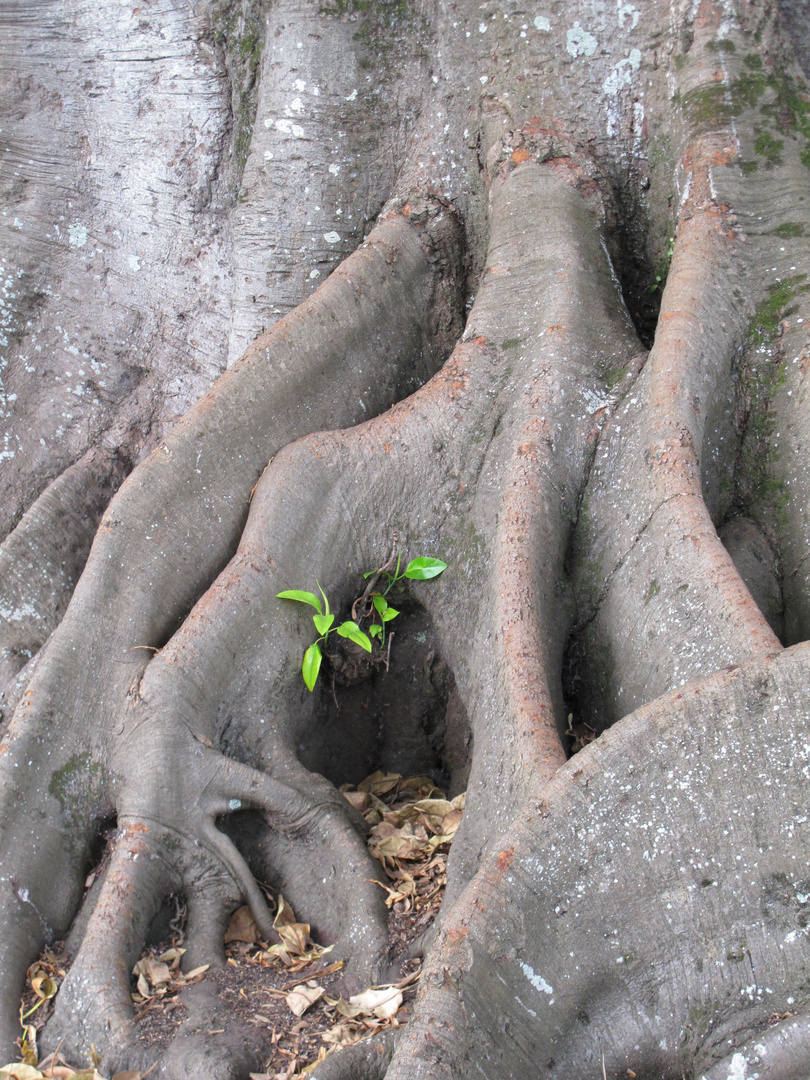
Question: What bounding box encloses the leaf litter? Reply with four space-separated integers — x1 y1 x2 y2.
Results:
12 772 463 1079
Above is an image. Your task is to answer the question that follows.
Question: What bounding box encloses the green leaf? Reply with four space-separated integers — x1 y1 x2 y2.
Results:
382 606 399 622
302 642 322 691
277 590 322 614
372 594 388 615
403 557 448 580
313 613 334 636
316 581 331 617
336 621 372 653
369 624 383 639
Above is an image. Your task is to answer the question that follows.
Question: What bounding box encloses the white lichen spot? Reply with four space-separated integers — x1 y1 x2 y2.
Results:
345 88 358 102
566 23 598 57
617 0 640 29
479 21 488 32
480 75 489 84
519 961 553 996
128 254 141 273
328 163 341 176
603 48 641 94
289 97 304 113
726 1053 748 1080
294 79 307 92
309 269 321 279
69 223 88 248
264 150 274 161
602 49 642 135
582 387 612 413
534 15 550 31
12 217 23 230
272 118 304 138
323 231 340 244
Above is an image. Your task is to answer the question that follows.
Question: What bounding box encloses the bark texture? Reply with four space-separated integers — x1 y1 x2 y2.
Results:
2 0 810 1077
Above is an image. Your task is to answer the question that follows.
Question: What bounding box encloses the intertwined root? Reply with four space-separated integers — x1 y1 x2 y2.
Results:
0 202 462 1069
43 738 388 1070
10 157 638 1070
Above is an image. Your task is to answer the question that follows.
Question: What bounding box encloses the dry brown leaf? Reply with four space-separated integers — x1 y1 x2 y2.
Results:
157 947 184 966
273 895 311 956
341 790 371 813
224 905 260 944
349 986 403 1020
413 798 454 818
111 1072 141 1080
132 957 171 989
398 776 440 795
357 771 401 796
181 964 210 982
285 983 325 1017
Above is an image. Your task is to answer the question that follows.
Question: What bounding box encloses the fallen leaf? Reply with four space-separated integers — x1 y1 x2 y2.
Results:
341 790 371 813
336 985 403 1020
413 798 454 817
285 983 324 1017
132 957 171 988
156 948 185 965
224 905 260 944
0 1067 45 1080
357 771 401 797
273 895 311 956
181 964 210 982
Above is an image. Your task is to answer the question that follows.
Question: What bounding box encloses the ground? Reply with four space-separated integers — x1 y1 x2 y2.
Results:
3 0 810 1078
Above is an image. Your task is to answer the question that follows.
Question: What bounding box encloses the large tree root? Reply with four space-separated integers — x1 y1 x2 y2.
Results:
568 128 783 731
1 157 639 1073
383 643 810 1080
0 203 462 1066
5 2 810 1076
0 446 130 695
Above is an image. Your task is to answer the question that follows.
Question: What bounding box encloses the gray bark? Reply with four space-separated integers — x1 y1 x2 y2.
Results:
2 0 810 1077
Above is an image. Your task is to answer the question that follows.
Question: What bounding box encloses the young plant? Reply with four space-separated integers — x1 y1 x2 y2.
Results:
276 582 372 691
364 555 447 646
278 555 448 691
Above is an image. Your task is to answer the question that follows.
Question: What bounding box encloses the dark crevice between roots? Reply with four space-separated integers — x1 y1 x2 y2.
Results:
299 597 472 799
601 172 671 349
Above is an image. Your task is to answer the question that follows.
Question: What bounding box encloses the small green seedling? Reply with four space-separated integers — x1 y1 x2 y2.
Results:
278 555 447 691
364 554 447 646
276 582 372 691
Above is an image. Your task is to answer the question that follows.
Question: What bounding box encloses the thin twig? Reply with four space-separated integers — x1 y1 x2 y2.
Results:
352 537 399 622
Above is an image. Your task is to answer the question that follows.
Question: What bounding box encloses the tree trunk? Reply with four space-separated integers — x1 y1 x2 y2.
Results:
2 0 810 1077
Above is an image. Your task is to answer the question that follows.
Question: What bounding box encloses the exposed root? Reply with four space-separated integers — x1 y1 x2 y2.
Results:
386 643 810 1080
567 132 783 731
0 447 129 695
